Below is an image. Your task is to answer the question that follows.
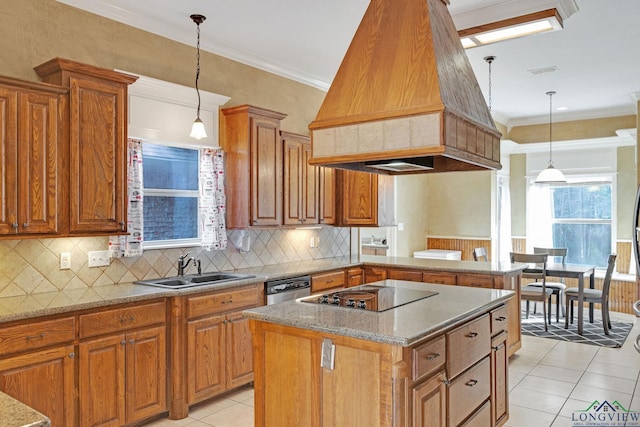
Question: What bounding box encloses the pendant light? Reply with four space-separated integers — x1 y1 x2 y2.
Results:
535 91 566 183
189 14 207 140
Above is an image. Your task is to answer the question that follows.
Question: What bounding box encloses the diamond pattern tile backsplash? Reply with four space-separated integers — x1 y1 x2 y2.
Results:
0 227 352 297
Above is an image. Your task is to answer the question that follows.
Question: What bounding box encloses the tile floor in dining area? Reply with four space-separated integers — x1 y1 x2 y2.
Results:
145 310 640 427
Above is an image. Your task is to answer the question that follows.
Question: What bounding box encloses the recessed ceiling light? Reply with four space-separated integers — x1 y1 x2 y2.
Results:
527 65 559 75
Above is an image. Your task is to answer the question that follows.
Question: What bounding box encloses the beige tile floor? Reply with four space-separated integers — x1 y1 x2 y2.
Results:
145 310 640 427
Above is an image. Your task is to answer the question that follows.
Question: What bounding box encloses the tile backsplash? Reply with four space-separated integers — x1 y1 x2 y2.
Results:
0 227 351 297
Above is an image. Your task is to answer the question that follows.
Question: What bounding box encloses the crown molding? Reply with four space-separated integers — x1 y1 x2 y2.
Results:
502 129 636 155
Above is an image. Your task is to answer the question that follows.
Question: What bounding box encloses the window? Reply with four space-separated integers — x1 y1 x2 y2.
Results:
142 142 200 246
529 177 613 269
550 182 612 268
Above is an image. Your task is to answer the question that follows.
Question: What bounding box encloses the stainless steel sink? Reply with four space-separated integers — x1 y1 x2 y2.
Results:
135 273 255 289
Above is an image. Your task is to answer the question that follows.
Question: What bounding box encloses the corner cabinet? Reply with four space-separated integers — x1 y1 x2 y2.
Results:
0 77 67 236
282 131 319 226
35 58 138 235
221 105 287 228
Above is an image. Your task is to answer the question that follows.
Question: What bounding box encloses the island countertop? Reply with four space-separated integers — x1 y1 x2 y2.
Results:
243 279 514 346
0 391 50 427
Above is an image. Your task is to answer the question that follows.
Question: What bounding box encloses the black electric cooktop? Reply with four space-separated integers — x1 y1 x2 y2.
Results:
299 285 438 312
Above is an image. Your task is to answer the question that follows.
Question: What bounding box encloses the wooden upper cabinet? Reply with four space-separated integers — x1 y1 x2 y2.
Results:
282 132 318 226
319 167 336 225
0 78 66 236
35 58 138 235
221 105 287 228
336 169 378 226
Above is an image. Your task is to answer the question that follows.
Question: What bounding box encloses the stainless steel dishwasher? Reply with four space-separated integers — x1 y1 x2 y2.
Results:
265 275 311 305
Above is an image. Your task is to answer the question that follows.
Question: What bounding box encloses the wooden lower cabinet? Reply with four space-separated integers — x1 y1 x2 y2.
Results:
413 371 447 427
0 345 75 427
184 285 262 407
363 266 388 283
346 267 364 287
311 270 346 293
79 325 167 427
387 268 423 282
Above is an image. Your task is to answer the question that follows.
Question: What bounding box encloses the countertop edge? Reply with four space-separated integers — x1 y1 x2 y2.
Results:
0 391 50 427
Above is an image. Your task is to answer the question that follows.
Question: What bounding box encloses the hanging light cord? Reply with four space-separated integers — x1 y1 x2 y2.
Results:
194 19 202 119
547 90 556 166
484 56 495 111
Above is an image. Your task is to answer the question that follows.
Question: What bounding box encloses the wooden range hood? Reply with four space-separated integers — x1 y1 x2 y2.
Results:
308 0 502 175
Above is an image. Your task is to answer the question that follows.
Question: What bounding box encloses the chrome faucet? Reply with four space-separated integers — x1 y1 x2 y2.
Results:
177 253 201 276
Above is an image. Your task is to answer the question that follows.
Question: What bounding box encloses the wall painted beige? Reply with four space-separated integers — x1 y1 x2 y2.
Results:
618 146 636 240
0 0 325 135
426 171 492 238
508 115 636 144
509 154 527 237
394 175 430 256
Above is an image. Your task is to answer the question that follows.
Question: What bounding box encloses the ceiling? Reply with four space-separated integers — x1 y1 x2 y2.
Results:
56 0 640 128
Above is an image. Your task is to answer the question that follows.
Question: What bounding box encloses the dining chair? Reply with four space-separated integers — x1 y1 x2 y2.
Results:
473 247 488 262
511 252 552 331
565 254 617 335
527 247 568 322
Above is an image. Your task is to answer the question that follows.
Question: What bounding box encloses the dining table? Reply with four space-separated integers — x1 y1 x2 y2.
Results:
542 263 596 335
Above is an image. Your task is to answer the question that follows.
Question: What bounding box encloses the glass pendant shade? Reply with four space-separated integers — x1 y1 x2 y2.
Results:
190 118 207 139
535 163 566 183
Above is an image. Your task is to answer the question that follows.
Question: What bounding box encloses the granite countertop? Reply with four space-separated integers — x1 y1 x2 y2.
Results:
0 392 50 427
0 255 524 324
243 279 514 346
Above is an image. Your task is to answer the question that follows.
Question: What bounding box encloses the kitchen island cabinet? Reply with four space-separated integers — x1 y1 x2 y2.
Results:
245 280 513 427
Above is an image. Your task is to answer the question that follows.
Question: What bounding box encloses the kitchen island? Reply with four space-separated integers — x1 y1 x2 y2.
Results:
245 280 513 427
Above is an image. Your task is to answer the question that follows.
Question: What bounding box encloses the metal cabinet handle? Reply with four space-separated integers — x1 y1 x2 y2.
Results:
496 316 507 322
119 315 135 323
22 223 29 228
26 332 46 340
426 353 440 361
129 339 135 345
11 223 18 229
465 379 478 387
68 352 75 359
120 340 126 346
466 332 479 338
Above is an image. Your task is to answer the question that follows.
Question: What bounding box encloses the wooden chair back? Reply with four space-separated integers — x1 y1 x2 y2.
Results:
601 254 617 302
473 247 488 262
510 252 548 285
533 247 567 265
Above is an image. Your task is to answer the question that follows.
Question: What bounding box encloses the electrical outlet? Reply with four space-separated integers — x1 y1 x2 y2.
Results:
60 252 71 270
310 237 315 248
88 250 111 267
315 237 320 246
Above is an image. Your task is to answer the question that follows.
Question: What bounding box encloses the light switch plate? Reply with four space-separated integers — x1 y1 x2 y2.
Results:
88 250 111 267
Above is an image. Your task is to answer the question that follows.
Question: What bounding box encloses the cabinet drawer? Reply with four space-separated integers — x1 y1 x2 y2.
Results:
457 274 494 289
0 317 75 356
446 315 490 378
413 336 446 381
490 305 508 335
448 357 490 427
311 270 345 293
422 272 457 285
459 400 491 427
387 269 423 282
79 301 166 339
187 285 262 319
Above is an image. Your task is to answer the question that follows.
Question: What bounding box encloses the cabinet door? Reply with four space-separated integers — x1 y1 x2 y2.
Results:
413 371 447 427
187 315 226 403
283 138 303 225
250 115 283 226
319 166 336 225
18 91 59 234
79 334 126 427
0 345 75 427
126 326 167 423
69 76 126 234
0 86 18 234
226 311 254 389
491 331 509 427
347 267 364 287
337 170 378 226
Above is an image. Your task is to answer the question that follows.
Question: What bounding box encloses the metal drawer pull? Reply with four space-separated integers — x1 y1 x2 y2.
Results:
426 353 440 361
221 298 234 304
496 316 506 322
466 332 478 338
119 315 135 323
465 379 478 387
26 332 46 340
